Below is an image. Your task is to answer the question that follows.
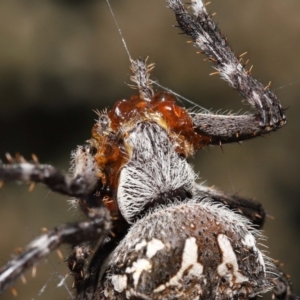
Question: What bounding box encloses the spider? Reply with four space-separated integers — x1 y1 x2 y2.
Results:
0 0 298 299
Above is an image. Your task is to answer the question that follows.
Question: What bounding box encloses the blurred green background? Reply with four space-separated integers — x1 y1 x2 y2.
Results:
0 0 299 299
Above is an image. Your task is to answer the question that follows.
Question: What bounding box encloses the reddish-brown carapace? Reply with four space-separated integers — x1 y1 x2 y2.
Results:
89 88 211 226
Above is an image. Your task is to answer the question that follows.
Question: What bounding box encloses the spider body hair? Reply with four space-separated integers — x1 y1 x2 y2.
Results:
0 0 298 299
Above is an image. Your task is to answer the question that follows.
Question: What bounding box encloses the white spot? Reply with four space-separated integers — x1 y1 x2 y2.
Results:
168 237 203 285
242 233 256 248
257 251 266 272
189 263 204 277
29 235 52 255
21 163 35 173
111 275 127 293
222 64 236 82
154 237 203 291
153 284 166 293
242 233 266 273
125 259 152 287
135 239 147 251
191 0 205 15
252 91 263 108
19 163 36 181
146 238 165 259
217 234 248 286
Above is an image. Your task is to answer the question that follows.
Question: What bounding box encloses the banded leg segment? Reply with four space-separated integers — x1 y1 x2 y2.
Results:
191 113 275 144
0 162 98 199
0 208 111 295
272 269 300 300
167 0 286 144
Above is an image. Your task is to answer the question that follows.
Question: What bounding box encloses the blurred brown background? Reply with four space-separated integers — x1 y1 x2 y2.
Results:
0 0 299 299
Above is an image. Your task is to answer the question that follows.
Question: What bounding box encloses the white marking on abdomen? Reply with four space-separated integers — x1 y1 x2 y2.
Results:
125 259 152 287
217 234 248 286
146 238 165 258
111 274 128 293
154 237 203 292
242 233 266 272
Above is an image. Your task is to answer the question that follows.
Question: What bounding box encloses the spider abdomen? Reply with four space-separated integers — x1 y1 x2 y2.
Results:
100 201 274 300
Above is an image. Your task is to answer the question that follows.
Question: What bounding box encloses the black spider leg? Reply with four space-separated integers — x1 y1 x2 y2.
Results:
196 185 266 228
0 207 111 295
0 161 111 294
0 162 98 198
75 233 127 300
167 0 286 144
272 269 300 300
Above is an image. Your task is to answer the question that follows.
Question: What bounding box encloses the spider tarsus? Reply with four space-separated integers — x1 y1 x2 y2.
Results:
169 0 287 140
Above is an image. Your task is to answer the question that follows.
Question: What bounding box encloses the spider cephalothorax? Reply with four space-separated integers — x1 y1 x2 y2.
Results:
0 0 298 299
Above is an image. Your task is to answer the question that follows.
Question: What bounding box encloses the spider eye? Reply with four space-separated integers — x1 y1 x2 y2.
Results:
84 145 97 156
